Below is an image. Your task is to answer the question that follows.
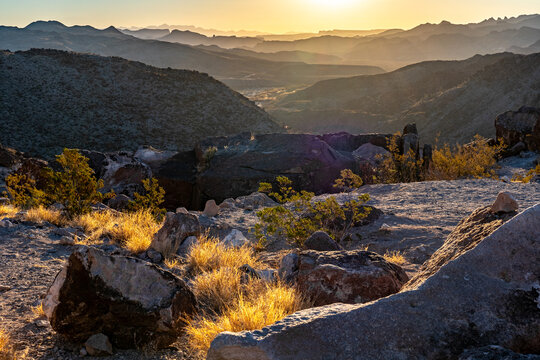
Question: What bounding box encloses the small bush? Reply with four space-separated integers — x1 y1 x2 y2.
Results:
0 205 19 219
512 164 540 183
333 169 364 192
129 178 166 221
5 173 47 209
255 176 371 247
382 250 407 265
47 149 112 218
24 206 67 227
376 133 424 183
73 209 160 253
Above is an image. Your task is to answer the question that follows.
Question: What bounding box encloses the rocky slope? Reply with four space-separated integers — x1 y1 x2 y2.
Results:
271 53 540 144
0 49 281 158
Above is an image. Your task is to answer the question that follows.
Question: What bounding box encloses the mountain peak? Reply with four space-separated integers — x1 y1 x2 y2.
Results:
25 20 67 31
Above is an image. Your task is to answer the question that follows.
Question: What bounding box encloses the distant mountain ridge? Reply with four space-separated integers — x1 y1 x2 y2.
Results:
0 49 281 158
271 52 540 144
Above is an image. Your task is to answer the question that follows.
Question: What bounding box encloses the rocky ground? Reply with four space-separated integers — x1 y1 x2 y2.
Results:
0 178 538 359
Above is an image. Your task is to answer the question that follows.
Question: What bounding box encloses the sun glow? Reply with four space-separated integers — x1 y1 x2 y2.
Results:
311 0 355 8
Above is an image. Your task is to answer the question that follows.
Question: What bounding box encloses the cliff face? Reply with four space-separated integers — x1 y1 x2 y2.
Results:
0 49 281 158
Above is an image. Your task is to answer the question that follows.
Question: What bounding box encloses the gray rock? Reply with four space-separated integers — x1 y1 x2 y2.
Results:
43 247 197 349
222 229 249 248
278 253 299 281
352 143 389 166
490 192 518 213
58 236 75 246
177 235 198 256
84 333 113 356
146 248 163 263
207 204 540 360
150 212 200 257
235 192 277 210
203 199 220 217
107 194 131 211
304 231 341 251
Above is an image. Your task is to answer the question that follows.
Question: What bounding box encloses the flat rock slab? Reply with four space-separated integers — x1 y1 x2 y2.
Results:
208 204 540 360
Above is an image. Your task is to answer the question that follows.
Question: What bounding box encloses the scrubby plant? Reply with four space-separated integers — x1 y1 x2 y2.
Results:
254 176 371 248
375 133 424 183
5 173 47 209
511 164 540 183
425 135 504 180
382 250 407 265
129 178 166 221
333 169 364 192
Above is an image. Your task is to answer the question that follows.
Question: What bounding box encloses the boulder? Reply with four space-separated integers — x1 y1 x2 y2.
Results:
150 212 201 257
208 204 540 360
234 192 277 210
495 106 540 152
195 133 357 208
352 143 389 166
43 247 197 349
84 333 113 356
222 229 249 248
203 199 220 217
107 194 131 211
177 235 198 256
153 150 197 210
0 144 23 168
294 249 409 306
304 231 341 251
490 192 519 214
316 132 392 152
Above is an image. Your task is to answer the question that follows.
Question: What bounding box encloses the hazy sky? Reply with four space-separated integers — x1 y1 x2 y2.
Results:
1 0 539 33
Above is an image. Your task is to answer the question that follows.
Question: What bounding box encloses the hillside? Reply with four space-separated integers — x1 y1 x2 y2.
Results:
0 49 281 158
0 21 384 90
271 52 540 144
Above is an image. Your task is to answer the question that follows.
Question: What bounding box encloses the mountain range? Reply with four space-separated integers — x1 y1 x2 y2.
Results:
0 49 280 158
270 52 540 144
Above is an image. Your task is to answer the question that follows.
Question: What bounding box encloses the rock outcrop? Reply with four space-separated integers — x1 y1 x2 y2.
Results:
208 204 540 360
286 249 409 306
496 106 540 153
150 212 201 257
43 247 197 349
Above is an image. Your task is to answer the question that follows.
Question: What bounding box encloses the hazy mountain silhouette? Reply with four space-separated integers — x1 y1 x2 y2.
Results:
271 52 540 144
159 29 262 49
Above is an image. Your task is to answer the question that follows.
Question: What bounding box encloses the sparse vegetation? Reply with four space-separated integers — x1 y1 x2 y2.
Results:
5 173 47 209
375 133 424 183
73 209 161 253
333 169 364 192
31 302 46 319
383 250 407 265
129 178 166 221
512 164 540 183
255 176 371 247
197 146 218 172
24 206 67 227
184 235 309 358
0 328 16 360
0 205 19 219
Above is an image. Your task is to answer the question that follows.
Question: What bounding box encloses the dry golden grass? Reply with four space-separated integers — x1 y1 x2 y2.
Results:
512 164 540 183
31 303 46 319
0 328 16 360
73 209 161 253
0 205 18 219
23 206 67 227
164 257 180 269
186 235 262 275
192 267 245 313
185 281 307 358
383 250 407 265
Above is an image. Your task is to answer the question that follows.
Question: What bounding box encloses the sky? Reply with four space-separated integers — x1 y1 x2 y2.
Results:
1 0 539 33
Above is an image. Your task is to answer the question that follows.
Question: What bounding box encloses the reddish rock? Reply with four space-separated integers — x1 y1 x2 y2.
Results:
495 106 540 152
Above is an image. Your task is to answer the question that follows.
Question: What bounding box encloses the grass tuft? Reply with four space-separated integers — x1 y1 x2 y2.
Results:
383 250 407 265
73 209 161 253
31 303 46 319
24 206 67 227
0 205 19 219
0 328 16 360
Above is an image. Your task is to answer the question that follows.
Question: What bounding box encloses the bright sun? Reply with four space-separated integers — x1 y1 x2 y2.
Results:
312 0 354 7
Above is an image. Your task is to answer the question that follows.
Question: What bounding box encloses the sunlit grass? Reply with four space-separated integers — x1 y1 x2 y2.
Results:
383 250 407 265
24 206 67 227
0 328 16 360
73 209 161 253
512 164 540 183
31 303 46 319
0 205 18 219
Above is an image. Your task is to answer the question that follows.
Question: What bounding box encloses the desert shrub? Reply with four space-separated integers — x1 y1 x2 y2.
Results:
376 133 424 183
185 281 307 358
255 176 371 247
129 178 166 221
512 164 540 183
24 206 67 227
73 209 160 253
5 173 47 208
382 250 407 265
46 149 112 218
426 135 503 180
333 169 363 192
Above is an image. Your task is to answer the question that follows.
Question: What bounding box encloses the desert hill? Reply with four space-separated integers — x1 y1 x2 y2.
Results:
0 49 281 158
271 52 540 144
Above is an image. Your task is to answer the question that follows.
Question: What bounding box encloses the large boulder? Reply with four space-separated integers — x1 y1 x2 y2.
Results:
208 204 540 360
153 150 197 210
150 212 201 257
495 106 540 152
316 132 393 152
43 247 197 349
195 133 357 208
291 249 409 306
0 144 23 168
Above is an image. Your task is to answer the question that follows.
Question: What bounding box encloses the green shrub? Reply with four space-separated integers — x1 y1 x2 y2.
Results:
46 149 111 218
129 178 166 221
333 169 363 192
254 176 371 248
375 133 424 183
5 173 47 208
